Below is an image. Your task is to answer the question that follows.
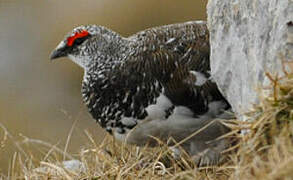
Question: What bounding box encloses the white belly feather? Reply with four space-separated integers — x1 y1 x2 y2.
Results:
113 93 229 146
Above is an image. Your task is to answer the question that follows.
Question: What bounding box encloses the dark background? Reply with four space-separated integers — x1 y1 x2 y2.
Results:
0 0 207 172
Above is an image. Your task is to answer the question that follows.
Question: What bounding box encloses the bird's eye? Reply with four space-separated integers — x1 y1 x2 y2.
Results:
73 37 87 46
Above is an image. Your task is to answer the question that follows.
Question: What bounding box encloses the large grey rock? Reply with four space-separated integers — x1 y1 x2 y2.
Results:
207 0 293 119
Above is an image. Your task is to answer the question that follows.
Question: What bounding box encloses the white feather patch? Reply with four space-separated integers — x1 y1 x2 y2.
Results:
145 93 172 120
190 71 208 86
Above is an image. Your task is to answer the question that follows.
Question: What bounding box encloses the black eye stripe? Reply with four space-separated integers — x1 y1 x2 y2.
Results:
73 36 88 46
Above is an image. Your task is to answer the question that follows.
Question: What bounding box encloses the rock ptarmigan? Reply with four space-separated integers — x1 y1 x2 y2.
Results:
50 21 233 166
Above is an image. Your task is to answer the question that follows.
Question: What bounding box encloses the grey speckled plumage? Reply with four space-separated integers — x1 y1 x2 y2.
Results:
50 21 233 166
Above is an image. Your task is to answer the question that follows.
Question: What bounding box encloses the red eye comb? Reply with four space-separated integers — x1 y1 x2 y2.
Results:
67 30 89 47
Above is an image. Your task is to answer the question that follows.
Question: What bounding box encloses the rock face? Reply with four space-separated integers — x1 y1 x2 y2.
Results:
207 0 293 119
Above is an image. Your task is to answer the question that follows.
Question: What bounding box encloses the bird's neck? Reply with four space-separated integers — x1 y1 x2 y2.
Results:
84 36 131 73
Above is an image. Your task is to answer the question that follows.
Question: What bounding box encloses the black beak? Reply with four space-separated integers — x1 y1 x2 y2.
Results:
50 48 67 60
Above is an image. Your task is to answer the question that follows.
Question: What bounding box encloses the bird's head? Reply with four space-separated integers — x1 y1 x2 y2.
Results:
50 25 123 69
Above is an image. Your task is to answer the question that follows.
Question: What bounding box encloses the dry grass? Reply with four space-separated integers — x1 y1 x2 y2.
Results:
1 67 293 179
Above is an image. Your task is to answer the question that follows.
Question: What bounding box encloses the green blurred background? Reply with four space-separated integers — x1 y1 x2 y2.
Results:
0 0 207 173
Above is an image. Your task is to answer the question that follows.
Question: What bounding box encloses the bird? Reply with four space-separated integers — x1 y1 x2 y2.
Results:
50 21 232 166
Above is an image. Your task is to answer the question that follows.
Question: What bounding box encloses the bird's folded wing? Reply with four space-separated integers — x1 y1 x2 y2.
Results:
122 21 227 113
